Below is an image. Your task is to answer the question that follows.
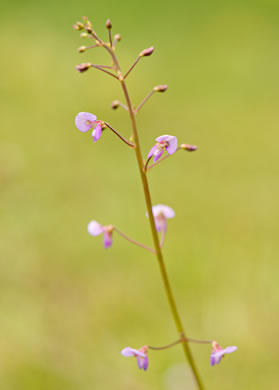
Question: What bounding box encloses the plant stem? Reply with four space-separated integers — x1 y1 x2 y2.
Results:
135 89 155 113
149 337 212 351
104 43 204 390
91 65 118 79
121 80 204 389
104 122 135 148
114 227 155 253
124 56 141 79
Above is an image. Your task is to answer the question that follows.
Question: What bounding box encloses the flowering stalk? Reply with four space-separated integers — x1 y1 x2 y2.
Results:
73 17 237 389
89 33 204 390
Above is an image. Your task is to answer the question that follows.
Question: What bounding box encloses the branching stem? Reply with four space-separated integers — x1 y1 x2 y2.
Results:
91 64 118 79
89 37 204 390
114 228 155 254
104 122 135 148
124 56 141 79
135 89 155 113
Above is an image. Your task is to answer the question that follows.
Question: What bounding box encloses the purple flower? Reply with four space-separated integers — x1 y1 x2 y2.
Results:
121 346 149 371
147 204 175 232
210 341 238 366
87 221 114 248
75 112 102 142
148 135 177 162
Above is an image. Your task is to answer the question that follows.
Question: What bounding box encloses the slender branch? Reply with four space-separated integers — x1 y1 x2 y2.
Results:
160 229 166 248
108 30 113 48
148 339 182 351
143 156 152 172
135 89 155 113
114 228 155 254
91 64 118 79
111 100 128 111
104 122 135 148
149 337 212 351
82 44 99 50
97 64 114 69
147 147 182 171
124 56 141 79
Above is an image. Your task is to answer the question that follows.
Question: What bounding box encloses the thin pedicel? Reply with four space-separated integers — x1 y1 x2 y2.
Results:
73 17 238 389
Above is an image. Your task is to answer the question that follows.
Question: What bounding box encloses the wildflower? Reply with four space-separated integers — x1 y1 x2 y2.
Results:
148 135 177 162
147 204 175 232
88 221 114 248
210 341 238 366
75 112 102 142
121 346 149 371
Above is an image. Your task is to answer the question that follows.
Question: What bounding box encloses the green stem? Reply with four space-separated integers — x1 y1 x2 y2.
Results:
104 43 204 390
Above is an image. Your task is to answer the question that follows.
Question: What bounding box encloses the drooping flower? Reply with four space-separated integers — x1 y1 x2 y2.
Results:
88 221 114 248
146 204 175 232
75 112 102 142
147 135 177 162
121 346 149 371
210 341 237 366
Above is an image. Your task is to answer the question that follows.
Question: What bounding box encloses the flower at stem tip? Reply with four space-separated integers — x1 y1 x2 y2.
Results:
88 221 114 248
75 112 102 142
210 341 237 366
121 346 149 371
148 135 177 162
147 204 175 233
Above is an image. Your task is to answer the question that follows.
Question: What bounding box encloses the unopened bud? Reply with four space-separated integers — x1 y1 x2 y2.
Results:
140 46 154 57
73 22 84 31
154 84 168 92
106 19 112 29
114 34 121 42
84 24 93 34
82 16 89 23
80 32 88 38
111 100 120 109
78 46 87 53
180 144 198 152
76 62 92 73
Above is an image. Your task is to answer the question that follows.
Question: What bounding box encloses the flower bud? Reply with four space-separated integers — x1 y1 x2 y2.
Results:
73 22 84 31
140 46 154 57
111 100 120 109
114 34 121 42
106 19 112 29
80 32 88 38
78 46 87 53
76 62 92 73
154 84 168 92
180 144 198 152
84 24 93 34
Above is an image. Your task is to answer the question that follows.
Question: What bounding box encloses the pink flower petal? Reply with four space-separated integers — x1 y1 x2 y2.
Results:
88 221 104 236
165 136 177 155
121 347 146 358
75 112 97 132
152 204 175 219
153 149 164 162
92 123 102 142
103 230 113 248
147 144 158 158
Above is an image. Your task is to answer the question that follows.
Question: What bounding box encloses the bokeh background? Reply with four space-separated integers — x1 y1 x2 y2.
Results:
1 0 279 389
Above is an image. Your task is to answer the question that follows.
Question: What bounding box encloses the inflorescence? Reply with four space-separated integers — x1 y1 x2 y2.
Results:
72 16 237 387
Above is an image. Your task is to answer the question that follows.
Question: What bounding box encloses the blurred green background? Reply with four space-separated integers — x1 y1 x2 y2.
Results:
1 0 279 389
